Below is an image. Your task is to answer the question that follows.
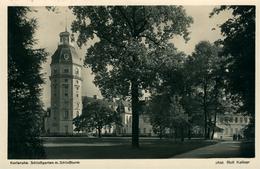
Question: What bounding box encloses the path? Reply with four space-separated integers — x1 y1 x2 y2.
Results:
173 141 252 158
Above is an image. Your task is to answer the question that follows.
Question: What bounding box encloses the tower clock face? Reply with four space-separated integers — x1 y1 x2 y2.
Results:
64 53 69 60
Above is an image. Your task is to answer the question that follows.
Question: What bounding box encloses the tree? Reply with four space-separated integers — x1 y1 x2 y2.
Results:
149 94 170 139
73 99 121 138
73 115 84 133
8 7 47 158
210 6 255 116
187 41 224 139
71 6 193 147
168 96 189 142
148 94 189 141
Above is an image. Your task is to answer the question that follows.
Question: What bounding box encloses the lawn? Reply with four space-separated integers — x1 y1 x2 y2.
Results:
42 137 217 159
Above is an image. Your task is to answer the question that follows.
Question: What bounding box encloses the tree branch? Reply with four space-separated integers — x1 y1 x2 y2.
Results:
117 6 134 36
138 34 161 45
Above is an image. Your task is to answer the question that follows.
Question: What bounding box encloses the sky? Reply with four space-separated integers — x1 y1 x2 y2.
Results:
27 6 232 109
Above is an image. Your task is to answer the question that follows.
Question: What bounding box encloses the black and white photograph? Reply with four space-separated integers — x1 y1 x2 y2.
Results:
1 0 258 168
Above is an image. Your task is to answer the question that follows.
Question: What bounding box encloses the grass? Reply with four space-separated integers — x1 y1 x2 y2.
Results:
42 137 217 159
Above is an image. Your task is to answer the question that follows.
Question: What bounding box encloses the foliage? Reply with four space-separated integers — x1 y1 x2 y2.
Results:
8 7 47 158
186 41 225 139
70 6 193 147
73 99 121 137
243 118 255 140
210 6 255 116
168 96 189 130
148 93 189 140
148 94 170 138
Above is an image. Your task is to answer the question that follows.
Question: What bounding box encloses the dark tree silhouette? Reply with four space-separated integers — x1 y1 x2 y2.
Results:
210 6 255 116
8 7 47 159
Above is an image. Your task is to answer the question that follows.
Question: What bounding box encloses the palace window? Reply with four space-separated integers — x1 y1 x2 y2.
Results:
129 116 132 123
225 128 228 135
235 117 238 123
240 117 243 123
230 128 233 135
244 117 248 123
219 117 224 123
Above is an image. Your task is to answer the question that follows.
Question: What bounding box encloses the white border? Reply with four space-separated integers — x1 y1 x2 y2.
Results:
0 0 259 169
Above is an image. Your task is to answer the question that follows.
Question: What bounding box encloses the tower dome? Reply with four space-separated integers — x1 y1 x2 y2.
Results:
51 31 81 66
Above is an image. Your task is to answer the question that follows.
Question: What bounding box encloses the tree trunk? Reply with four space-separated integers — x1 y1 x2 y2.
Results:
159 130 162 139
174 127 178 142
207 127 210 139
131 79 139 148
203 82 208 139
159 126 163 139
98 128 102 138
211 111 217 140
181 126 184 142
188 125 191 140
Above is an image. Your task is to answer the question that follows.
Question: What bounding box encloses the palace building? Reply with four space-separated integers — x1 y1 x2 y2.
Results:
213 113 251 140
45 29 83 135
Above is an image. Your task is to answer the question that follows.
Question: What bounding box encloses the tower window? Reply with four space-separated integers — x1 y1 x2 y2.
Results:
64 68 69 73
65 93 68 96
76 94 79 97
64 84 69 89
64 79 68 82
64 110 69 119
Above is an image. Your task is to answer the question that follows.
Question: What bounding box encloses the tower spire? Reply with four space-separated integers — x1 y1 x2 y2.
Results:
65 8 68 32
